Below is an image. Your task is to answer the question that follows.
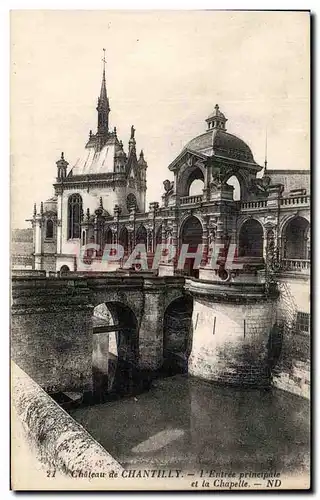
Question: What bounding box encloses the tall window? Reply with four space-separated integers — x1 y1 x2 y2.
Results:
68 194 83 239
126 193 138 212
296 312 310 334
46 219 54 239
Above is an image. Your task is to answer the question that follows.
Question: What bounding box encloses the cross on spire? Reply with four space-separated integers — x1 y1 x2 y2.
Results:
102 48 107 71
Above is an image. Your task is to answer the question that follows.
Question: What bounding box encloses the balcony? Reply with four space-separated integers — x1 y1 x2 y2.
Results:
240 195 310 212
180 195 203 205
240 200 267 210
281 195 310 207
281 259 310 274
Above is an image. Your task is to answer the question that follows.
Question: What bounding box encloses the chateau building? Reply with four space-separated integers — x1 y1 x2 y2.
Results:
10 57 310 400
27 59 310 334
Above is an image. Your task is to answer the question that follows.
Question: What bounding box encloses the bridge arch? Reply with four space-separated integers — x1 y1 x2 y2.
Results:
92 300 139 400
163 294 193 374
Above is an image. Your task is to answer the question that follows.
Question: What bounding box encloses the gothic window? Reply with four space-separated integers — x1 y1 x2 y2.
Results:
68 194 83 239
46 219 54 239
126 193 138 212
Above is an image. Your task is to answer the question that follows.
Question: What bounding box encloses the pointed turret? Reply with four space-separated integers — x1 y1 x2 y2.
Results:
138 150 147 168
96 49 110 145
56 151 69 180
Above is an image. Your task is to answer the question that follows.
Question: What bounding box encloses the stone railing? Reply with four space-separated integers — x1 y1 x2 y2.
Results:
180 195 203 205
280 195 310 206
240 195 310 211
11 361 123 487
240 200 267 210
281 259 310 273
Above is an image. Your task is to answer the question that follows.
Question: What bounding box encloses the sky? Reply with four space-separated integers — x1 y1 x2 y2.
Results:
10 10 310 228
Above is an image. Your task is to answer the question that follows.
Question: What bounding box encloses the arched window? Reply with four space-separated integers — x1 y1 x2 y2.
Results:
180 216 203 277
60 265 70 275
126 193 138 212
226 175 241 201
185 167 204 197
136 225 147 245
239 219 263 257
68 194 82 239
46 219 54 239
283 216 309 259
119 226 129 253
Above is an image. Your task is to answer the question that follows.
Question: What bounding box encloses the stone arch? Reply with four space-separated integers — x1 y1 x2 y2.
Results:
178 164 205 197
163 294 194 374
135 224 147 246
222 169 248 200
91 290 143 326
104 227 113 246
238 218 264 258
155 224 162 245
281 215 310 260
179 215 203 277
118 225 129 253
60 265 70 275
279 212 310 235
226 175 241 201
92 300 139 400
46 219 54 239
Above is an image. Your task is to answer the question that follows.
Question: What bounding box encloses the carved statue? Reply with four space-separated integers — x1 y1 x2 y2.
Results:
209 227 216 246
130 125 135 139
163 179 174 196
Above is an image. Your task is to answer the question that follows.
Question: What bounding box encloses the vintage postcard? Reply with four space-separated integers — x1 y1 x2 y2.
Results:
10 10 310 491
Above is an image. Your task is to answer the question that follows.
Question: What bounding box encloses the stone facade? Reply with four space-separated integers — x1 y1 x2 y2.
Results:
17 59 310 398
11 278 94 393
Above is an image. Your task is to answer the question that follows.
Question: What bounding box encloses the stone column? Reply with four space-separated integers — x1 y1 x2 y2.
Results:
138 280 164 372
201 218 209 266
34 213 43 270
56 194 62 254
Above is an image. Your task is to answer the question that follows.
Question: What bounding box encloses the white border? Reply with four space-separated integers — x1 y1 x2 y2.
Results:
2 3 318 498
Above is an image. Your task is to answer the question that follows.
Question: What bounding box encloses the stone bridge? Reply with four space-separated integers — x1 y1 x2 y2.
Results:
11 274 189 396
12 270 306 398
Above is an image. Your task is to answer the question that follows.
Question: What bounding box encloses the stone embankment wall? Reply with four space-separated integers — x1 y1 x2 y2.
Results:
11 361 123 487
188 298 277 387
271 277 310 399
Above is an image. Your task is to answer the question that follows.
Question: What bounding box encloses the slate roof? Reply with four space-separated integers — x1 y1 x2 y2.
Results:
185 129 255 164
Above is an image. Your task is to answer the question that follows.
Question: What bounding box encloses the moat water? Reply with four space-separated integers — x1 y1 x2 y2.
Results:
69 375 310 474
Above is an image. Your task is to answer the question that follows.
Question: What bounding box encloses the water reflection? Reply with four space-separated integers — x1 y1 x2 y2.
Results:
69 375 309 474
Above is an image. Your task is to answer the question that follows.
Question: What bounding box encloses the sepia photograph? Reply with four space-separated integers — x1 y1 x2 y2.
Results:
10 9 310 491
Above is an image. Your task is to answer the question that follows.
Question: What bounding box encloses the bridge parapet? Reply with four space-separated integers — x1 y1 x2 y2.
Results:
11 274 187 393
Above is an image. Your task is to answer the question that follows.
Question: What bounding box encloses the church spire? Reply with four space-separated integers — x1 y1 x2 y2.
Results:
96 48 110 141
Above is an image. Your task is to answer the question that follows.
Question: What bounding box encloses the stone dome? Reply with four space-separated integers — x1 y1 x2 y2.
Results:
185 128 256 164
183 105 257 164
